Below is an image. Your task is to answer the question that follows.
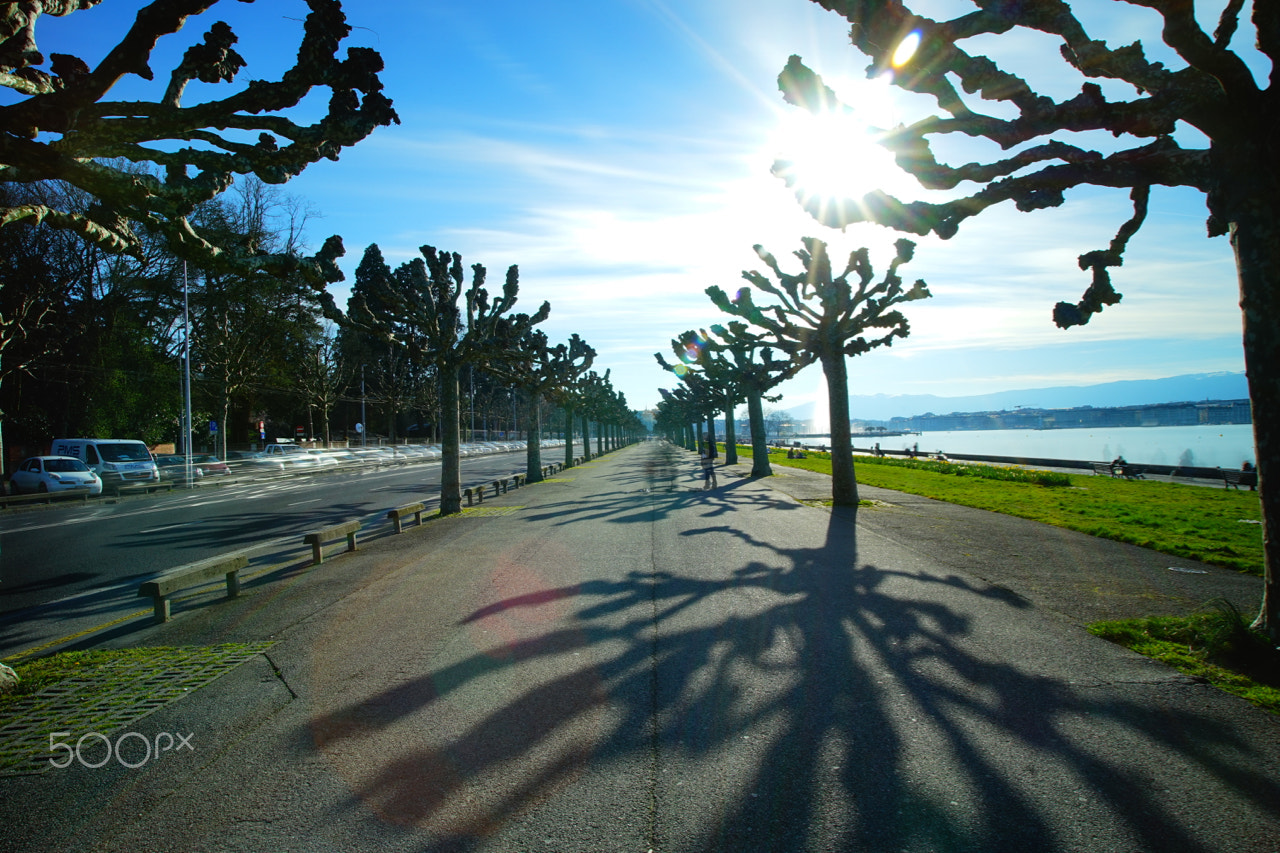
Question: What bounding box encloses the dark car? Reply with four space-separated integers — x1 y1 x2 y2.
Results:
153 454 204 484
191 454 231 476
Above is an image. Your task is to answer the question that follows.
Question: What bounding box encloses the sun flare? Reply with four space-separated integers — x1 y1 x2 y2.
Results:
769 76 907 204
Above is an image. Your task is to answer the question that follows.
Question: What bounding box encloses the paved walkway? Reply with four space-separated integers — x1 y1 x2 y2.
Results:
1 442 1277 852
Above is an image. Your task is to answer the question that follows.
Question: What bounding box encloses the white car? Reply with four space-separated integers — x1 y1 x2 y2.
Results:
8 456 103 496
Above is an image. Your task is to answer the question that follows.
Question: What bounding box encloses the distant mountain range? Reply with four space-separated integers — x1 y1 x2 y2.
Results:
778 372 1250 424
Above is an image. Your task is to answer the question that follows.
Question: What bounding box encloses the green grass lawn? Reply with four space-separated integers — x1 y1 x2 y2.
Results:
1088 608 1280 714
725 445 1264 576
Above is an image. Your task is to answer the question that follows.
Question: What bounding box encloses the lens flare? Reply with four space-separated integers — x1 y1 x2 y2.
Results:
680 334 706 365
892 30 921 68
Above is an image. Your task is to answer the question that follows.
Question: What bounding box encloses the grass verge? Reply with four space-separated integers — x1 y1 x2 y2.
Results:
1088 604 1280 715
0 645 261 713
725 444 1263 575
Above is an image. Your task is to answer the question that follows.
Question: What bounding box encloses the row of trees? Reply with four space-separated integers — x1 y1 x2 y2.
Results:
656 237 929 505
0 176 340 458
0 0 645 517
341 240 643 513
0 0 399 468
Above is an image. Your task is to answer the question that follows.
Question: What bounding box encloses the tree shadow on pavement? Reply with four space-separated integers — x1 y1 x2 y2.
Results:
306 472 1280 851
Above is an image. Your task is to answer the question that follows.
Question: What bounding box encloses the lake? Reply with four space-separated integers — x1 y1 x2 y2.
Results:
795 424 1257 469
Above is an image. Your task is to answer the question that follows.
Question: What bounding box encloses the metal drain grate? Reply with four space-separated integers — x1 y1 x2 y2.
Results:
457 506 524 517
0 642 275 775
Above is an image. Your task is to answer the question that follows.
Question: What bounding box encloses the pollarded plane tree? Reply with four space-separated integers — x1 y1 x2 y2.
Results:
656 386 701 453
504 330 594 483
548 376 585 469
708 237 929 507
0 0 397 293
683 368 723 461
350 245 548 515
578 369 613 460
777 0 1276 635
662 373 726 459
655 345 734 463
657 329 764 466
0 0 396 471
691 321 804 479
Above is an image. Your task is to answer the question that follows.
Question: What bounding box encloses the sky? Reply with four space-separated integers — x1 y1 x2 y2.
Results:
35 0 1261 417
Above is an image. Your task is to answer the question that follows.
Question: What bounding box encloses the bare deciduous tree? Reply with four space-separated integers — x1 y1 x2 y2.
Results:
0 0 398 298
351 246 548 515
708 237 929 506
779 0 1277 635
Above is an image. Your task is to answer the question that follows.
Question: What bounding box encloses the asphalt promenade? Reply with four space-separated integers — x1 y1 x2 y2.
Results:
1 441 1277 852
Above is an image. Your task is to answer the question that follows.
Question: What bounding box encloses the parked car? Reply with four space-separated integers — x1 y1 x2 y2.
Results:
312 449 359 466
8 456 103 496
191 454 231 476
154 454 204 484
350 448 394 465
224 450 286 474
305 449 341 468
249 442 318 471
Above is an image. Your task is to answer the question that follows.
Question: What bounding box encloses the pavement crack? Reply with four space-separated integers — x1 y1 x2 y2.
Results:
262 651 299 699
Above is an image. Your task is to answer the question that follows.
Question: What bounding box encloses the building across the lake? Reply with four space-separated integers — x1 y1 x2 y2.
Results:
884 399 1251 432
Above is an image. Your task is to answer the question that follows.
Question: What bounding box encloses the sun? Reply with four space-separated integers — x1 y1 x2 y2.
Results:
768 75 910 205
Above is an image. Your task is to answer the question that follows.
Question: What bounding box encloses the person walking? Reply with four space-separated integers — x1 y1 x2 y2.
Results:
701 443 718 489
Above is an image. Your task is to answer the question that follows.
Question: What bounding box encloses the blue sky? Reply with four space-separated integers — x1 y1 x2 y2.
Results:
41 0 1256 415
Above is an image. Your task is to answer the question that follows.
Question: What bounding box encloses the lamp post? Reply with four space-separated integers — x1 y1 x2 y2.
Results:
182 262 193 487
510 387 518 440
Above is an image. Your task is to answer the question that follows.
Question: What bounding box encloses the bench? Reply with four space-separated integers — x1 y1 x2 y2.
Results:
1218 468 1258 490
303 520 361 564
1091 462 1145 480
138 553 248 623
386 502 426 533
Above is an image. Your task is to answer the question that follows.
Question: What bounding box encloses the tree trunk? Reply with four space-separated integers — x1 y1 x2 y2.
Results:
440 365 462 515
526 391 544 483
1232 216 1278 641
725 390 738 465
746 386 772 478
821 351 858 507
221 396 231 458
706 413 717 458
564 404 575 468
596 420 604 457
581 413 591 460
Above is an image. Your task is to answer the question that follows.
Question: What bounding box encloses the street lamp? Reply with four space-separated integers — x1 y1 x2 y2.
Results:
510 387 518 440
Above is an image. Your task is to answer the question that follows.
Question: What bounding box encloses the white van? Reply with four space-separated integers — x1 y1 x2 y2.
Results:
50 438 160 490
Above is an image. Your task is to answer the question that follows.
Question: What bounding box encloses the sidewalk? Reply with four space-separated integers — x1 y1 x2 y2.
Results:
1 442 1277 852
717 453 1264 626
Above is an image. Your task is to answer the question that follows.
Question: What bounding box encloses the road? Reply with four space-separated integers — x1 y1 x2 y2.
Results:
0 445 572 615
